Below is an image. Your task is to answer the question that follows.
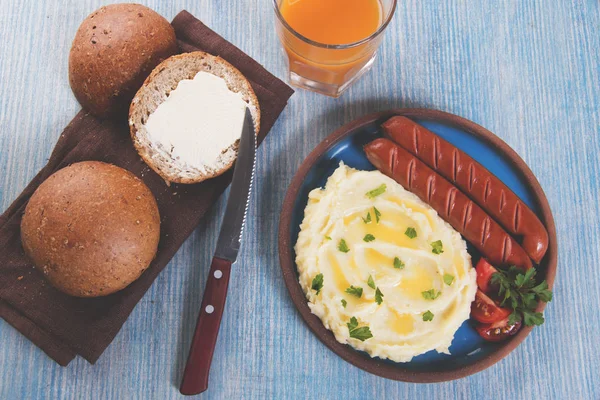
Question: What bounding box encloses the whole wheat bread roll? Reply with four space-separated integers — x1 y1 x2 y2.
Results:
129 51 260 184
20 162 160 297
69 4 178 118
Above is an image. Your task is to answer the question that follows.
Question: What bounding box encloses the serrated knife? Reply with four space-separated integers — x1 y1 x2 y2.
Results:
180 108 256 395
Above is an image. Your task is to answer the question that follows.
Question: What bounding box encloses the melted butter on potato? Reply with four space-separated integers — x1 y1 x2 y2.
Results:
295 163 477 362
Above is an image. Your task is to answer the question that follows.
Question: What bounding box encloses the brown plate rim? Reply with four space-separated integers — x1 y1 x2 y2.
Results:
278 108 557 383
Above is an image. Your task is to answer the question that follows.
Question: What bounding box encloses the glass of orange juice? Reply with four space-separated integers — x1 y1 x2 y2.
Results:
273 0 397 97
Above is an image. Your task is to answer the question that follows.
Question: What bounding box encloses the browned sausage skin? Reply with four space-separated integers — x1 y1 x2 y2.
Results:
381 116 548 264
365 138 533 270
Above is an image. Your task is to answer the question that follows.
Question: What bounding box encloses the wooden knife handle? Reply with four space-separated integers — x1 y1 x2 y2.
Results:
180 256 232 395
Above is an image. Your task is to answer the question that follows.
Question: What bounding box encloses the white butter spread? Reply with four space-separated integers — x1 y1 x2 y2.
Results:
144 71 247 170
295 163 477 363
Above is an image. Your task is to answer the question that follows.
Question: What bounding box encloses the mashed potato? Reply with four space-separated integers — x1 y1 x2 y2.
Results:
295 163 477 362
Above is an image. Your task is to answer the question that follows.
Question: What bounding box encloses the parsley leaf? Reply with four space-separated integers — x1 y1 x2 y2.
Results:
443 273 454 286
341 299 347 308
345 286 363 298
362 212 372 224
375 287 384 305
523 310 545 326
347 316 358 331
491 265 553 327
311 273 324 295
373 207 381 223
349 326 373 341
405 227 417 239
422 310 434 322
531 281 553 302
363 234 375 242
521 268 537 287
367 275 376 289
508 311 521 326
515 267 536 288
521 292 537 309
393 257 405 269
347 317 373 341
366 184 386 199
421 289 441 300
338 239 350 253
325 236 332 241
431 240 444 254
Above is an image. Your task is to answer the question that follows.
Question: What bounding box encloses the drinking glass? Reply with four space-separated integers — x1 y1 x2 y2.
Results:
273 0 397 97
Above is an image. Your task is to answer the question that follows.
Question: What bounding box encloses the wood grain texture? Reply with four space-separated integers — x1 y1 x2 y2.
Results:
0 0 598 399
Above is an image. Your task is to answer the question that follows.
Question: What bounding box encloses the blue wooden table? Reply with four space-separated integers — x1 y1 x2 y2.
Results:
0 1 598 399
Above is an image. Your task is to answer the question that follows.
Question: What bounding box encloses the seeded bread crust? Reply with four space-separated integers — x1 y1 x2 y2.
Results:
20 161 161 297
129 51 260 184
69 3 178 119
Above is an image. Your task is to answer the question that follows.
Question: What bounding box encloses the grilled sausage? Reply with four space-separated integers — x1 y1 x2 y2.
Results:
382 116 548 263
365 138 533 270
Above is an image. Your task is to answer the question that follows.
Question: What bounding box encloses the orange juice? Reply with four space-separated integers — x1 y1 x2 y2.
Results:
276 0 387 95
279 0 382 45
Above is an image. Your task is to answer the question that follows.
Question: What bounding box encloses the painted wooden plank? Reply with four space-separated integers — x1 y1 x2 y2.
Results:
0 0 598 399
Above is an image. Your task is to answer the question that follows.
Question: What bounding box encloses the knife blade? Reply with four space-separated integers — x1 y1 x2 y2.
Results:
180 108 256 396
214 108 257 262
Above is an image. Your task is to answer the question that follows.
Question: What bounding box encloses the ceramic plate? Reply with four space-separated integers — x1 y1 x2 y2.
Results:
278 109 557 382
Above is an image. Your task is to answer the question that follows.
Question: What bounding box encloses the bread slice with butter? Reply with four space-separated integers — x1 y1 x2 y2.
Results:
129 51 260 184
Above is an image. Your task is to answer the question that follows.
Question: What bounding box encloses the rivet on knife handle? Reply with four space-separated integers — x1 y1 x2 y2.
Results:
180 257 232 395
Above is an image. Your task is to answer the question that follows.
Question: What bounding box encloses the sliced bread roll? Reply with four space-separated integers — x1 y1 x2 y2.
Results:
129 51 260 184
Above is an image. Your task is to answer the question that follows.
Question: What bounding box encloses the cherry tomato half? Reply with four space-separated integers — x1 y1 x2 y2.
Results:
476 318 522 342
471 289 511 324
476 258 498 293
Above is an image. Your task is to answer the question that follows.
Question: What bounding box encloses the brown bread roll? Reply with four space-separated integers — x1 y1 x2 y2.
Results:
20 161 160 297
68 4 178 118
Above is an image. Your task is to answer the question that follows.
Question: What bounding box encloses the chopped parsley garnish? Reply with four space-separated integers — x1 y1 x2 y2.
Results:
363 234 375 242
393 257 405 269
422 311 434 322
325 236 332 240
366 184 386 199
338 239 350 253
491 265 553 326
375 288 384 305
373 207 381 223
347 317 373 341
405 227 417 239
347 316 359 330
431 240 444 254
362 212 372 224
341 299 347 308
421 289 441 300
311 273 324 295
367 275 376 289
443 273 454 286
345 285 363 298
